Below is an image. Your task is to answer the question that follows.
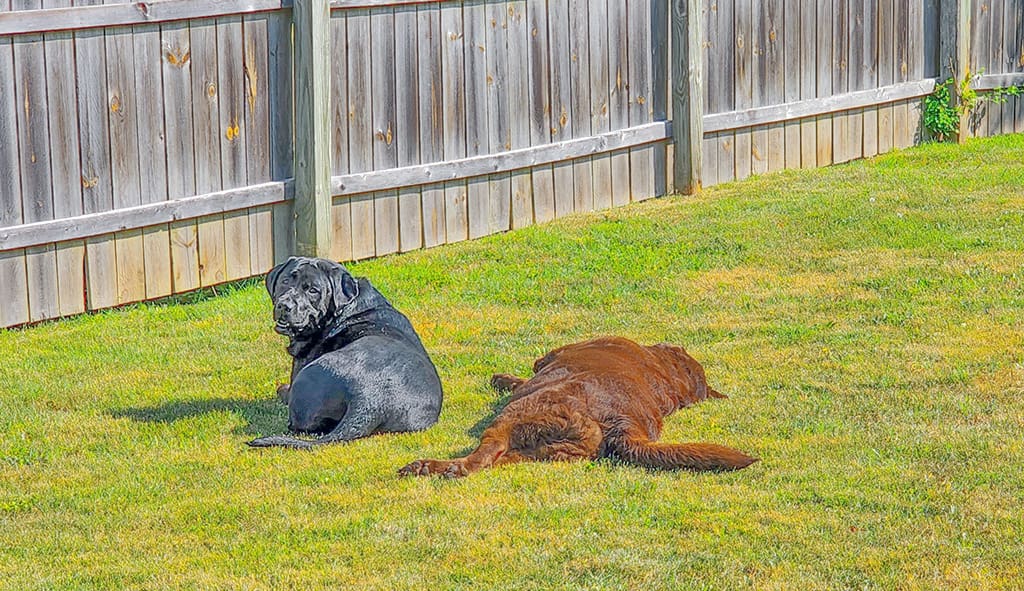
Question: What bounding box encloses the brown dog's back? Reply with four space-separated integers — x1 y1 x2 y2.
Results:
400 337 757 478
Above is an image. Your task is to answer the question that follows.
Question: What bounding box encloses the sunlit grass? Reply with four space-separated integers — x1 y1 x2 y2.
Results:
1 134 1023 590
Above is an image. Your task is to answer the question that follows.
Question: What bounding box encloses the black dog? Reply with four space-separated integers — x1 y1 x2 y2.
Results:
248 257 443 449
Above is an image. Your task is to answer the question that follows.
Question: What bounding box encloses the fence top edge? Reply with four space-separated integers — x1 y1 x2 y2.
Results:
0 0 290 37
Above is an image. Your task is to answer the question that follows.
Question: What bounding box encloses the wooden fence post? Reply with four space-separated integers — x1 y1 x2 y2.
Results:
671 0 703 194
292 0 333 257
938 0 971 143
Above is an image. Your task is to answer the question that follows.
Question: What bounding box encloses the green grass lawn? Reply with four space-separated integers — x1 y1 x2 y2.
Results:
2 135 1023 590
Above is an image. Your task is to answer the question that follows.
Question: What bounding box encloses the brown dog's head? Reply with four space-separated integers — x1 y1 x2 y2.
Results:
265 257 359 338
649 342 718 407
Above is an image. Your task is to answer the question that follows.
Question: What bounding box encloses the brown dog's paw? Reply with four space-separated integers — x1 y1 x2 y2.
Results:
491 374 525 392
398 459 468 479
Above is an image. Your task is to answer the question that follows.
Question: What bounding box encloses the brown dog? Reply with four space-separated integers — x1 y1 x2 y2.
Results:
399 337 758 478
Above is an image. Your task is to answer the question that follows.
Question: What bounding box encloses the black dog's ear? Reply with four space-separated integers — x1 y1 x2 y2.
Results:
265 257 298 297
317 259 359 310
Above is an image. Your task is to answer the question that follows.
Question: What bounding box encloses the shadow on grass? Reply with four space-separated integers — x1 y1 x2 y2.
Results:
111 397 287 437
449 383 517 457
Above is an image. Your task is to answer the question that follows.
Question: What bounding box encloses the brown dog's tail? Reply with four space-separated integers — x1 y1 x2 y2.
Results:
605 435 758 472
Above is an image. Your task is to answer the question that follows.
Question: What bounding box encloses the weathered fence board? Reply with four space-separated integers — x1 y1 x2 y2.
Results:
547 0 573 217
527 0 555 223
370 7 399 256
395 5 423 251
484 0 511 234
417 3 445 247
506 0 533 230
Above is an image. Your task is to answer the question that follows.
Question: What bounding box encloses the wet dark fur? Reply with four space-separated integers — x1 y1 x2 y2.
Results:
248 257 442 449
399 337 757 477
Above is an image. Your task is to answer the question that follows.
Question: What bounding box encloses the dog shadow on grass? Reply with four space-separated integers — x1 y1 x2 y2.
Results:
111 397 287 437
447 385 515 457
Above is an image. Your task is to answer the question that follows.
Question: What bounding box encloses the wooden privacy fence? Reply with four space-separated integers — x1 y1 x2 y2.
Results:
0 0 1022 328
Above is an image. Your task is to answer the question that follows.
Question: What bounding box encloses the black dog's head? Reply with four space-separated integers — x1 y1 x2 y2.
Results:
265 257 359 339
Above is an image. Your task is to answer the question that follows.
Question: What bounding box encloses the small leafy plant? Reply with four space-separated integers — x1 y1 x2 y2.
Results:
922 64 1022 142
923 78 959 142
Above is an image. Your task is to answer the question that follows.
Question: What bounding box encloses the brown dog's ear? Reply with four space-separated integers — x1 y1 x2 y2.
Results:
316 259 359 310
265 257 297 297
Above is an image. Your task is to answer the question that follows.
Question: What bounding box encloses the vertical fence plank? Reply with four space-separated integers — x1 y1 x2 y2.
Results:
465 0 491 237
893 0 910 146
162 21 201 292
607 0 631 205
750 0 768 175
134 22 172 299
329 10 352 262
799 0 817 168
0 0 30 327
347 9 376 259
815 0 833 165
441 2 469 241
862 0 880 157
507 0 534 228
102 0 146 307
650 0 668 196
907 0 924 141
243 14 274 272
269 9 294 263
589 0 614 209
191 20 227 287
702 1 718 186
484 1 511 234
12 0 59 322
418 3 447 245
765 0 785 171
75 1 117 311
527 0 555 221
1014 0 1024 133
44 0 85 317
568 0 594 211
966 0 983 136
395 5 424 251
846 0 864 161
783 0 802 170
734 0 753 180
371 7 399 255
833 0 851 161
985 0 1003 135
711 0 735 182
628 0 654 199
998 0 1017 134
547 0 574 217
218 15 253 279
878 0 895 152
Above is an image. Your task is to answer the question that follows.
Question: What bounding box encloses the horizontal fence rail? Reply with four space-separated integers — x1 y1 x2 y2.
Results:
332 122 671 196
0 183 291 251
703 79 940 134
0 0 286 35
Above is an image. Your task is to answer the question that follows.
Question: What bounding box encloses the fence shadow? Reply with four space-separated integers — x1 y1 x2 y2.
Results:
111 397 287 437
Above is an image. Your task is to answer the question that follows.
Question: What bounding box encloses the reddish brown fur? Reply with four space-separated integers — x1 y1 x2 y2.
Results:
399 337 758 478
